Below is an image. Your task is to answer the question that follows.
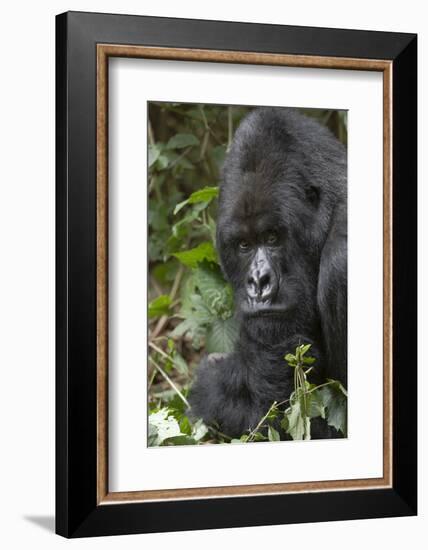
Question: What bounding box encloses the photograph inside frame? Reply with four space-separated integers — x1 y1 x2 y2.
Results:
147 102 348 447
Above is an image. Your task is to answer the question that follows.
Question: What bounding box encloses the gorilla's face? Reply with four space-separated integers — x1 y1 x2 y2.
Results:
216 174 320 341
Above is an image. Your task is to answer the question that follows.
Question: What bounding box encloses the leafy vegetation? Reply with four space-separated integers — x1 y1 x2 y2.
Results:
147 102 347 446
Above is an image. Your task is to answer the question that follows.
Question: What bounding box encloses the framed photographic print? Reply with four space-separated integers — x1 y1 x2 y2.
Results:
56 11 417 538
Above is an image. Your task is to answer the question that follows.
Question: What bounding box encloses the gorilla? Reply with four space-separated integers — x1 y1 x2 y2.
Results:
188 107 347 440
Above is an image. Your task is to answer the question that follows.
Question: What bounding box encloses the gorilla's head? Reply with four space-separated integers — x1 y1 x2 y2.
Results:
216 108 347 344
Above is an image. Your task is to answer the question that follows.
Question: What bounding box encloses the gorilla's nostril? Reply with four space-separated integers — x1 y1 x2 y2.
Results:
259 273 271 293
246 275 258 298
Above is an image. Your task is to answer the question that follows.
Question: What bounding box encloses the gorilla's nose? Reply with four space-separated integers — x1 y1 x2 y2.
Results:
247 271 272 300
246 251 277 302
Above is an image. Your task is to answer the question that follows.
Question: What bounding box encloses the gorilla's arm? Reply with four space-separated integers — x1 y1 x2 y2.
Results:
317 202 347 385
188 352 265 438
188 337 336 440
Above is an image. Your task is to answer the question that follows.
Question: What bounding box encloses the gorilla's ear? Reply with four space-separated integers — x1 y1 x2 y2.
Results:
317 203 347 385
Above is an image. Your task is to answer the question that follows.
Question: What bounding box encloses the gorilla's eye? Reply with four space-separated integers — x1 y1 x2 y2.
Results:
239 240 250 251
266 232 278 245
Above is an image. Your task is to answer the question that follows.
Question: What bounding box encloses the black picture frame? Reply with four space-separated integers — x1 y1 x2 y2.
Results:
56 11 417 538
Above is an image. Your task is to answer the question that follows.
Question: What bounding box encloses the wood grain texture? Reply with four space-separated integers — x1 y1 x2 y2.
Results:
383 62 393 487
97 46 109 504
99 44 391 71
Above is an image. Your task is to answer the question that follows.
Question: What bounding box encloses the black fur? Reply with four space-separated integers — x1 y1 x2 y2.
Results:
188 108 347 439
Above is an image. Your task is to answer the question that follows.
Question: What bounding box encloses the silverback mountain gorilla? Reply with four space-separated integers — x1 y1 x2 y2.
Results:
188 107 347 439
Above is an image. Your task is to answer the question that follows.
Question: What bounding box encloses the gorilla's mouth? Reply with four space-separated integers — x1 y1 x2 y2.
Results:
241 301 291 318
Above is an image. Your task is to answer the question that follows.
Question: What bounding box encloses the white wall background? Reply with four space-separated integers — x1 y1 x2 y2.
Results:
0 1 424 548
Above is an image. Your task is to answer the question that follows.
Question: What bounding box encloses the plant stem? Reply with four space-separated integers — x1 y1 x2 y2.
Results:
169 265 184 301
307 381 335 394
199 104 209 130
148 341 187 375
199 131 210 161
148 356 189 408
148 119 155 146
148 368 157 389
148 341 170 361
169 146 192 169
269 381 335 412
202 209 208 227
247 401 278 442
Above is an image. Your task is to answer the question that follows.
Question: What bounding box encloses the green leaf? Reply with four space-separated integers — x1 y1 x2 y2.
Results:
173 242 218 268
280 415 289 432
284 353 297 366
148 199 169 231
148 294 171 319
173 199 208 217
168 393 188 416
299 343 312 356
191 418 209 441
156 154 170 170
267 405 279 422
182 292 214 324
307 389 326 419
148 409 181 446
176 156 194 170
148 422 159 447
152 389 177 402
319 381 347 435
206 317 238 353
152 261 178 285
162 435 197 446
167 133 199 150
171 201 208 239
179 416 192 436
172 263 235 351
282 400 311 440
193 262 234 317
174 186 219 215
169 318 194 339
326 378 348 397
268 425 280 442
167 339 175 352
172 352 189 376
170 319 207 351
148 144 161 167
325 395 346 434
